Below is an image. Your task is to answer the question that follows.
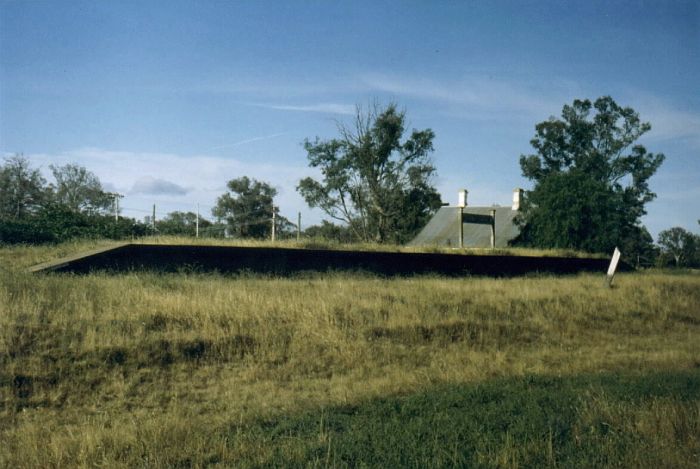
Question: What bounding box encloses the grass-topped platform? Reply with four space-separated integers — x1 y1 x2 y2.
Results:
27 237 618 276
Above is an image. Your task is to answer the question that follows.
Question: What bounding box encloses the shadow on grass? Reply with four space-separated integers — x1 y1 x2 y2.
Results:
230 370 700 468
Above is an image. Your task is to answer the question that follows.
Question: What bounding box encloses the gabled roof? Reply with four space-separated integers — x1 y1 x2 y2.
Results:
408 206 520 248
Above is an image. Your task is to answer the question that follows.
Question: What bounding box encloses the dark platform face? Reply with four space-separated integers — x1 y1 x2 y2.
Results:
32 244 624 277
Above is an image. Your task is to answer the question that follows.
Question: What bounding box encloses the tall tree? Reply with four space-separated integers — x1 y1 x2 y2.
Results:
50 163 111 214
298 103 442 243
517 96 665 255
657 227 698 267
0 154 48 220
212 176 280 238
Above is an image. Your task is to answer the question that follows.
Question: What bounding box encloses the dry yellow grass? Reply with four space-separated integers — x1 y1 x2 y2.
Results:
0 241 698 467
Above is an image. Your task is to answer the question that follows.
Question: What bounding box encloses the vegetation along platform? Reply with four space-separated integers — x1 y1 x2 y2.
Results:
28 243 624 276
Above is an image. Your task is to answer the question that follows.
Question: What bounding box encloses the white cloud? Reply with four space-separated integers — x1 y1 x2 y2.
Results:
194 74 366 99
360 73 700 147
130 177 189 196
631 95 700 146
249 102 356 115
25 147 326 226
209 132 288 151
360 72 571 121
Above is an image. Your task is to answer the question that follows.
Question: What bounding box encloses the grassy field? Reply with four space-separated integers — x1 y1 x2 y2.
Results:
1 241 698 467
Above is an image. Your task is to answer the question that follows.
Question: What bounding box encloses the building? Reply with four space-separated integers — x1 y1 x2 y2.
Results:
408 188 523 248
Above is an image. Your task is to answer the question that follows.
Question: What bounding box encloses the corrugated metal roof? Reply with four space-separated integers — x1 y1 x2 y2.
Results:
408 206 520 248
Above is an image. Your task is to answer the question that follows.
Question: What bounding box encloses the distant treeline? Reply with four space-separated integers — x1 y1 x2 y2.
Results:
3 94 700 268
0 155 349 245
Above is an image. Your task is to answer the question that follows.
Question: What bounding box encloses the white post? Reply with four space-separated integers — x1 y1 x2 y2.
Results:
605 247 622 287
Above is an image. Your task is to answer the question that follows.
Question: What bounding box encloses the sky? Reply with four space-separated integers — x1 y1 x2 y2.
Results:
1 0 698 239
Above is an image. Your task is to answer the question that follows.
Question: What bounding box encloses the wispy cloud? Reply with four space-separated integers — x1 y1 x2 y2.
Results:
629 93 700 147
360 72 571 121
209 132 288 151
360 72 700 147
195 77 364 99
250 102 356 115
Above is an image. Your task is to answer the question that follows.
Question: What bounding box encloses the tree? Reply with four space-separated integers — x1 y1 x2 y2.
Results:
0 202 150 244
516 96 665 255
619 225 657 268
50 163 111 214
157 211 211 236
657 227 698 267
212 177 280 239
0 156 153 244
298 103 442 244
303 220 355 243
0 154 49 220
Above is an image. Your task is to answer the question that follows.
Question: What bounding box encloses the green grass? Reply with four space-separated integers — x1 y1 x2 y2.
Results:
1 236 604 271
236 371 699 468
0 242 698 467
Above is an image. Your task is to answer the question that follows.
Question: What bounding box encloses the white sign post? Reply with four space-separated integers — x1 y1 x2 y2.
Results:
605 247 622 287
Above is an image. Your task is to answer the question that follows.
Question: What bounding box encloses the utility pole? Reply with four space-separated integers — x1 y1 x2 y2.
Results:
297 212 301 242
112 193 123 222
196 203 200 238
271 206 276 242
152 204 156 232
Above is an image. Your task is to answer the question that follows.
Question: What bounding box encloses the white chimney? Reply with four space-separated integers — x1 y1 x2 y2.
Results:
458 189 468 208
512 188 523 211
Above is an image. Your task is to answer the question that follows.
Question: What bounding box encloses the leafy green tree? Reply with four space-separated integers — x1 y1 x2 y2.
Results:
0 203 149 244
303 220 355 243
619 225 657 268
157 211 211 236
0 154 49 220
657 227 698 267
517 96 665 255
50 163 111 214
198 222 228 238
298 103 442 244
213 176 282 238
0 156 153 244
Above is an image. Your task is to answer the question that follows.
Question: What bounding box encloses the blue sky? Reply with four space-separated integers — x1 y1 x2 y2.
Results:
1 0 698 239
